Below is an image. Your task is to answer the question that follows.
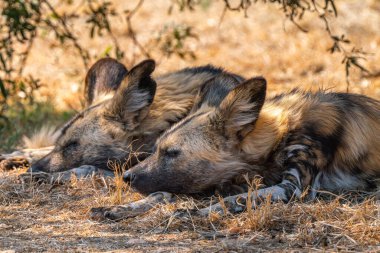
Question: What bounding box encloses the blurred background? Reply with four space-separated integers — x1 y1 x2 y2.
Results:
0 0 379 151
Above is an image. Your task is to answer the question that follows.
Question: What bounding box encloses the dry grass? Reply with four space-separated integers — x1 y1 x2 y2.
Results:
107 160 130 205
0 169 379 252
1 0 380 252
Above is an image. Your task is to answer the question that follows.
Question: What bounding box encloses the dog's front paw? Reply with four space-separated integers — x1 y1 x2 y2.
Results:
103 207 127 221
90 207 112 221
90 192 175 222
89 205 144 221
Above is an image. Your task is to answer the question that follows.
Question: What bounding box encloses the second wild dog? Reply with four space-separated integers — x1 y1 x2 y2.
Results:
107 75 380 218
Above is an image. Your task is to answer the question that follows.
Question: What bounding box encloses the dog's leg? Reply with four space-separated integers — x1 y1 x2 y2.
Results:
19 165 114 184
0 146 54 170
197 183 301 216
90 192 174 221
198 142 327 216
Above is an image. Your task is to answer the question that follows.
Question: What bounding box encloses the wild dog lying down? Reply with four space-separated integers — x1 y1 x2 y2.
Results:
91 75 380 220
0 58 128 171
19 58 243 182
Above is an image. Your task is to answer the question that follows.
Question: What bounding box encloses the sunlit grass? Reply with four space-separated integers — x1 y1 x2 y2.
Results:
0 101 75 152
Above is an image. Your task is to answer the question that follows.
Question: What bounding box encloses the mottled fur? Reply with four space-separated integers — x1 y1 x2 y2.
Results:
29 58 240 175
122 76 380 216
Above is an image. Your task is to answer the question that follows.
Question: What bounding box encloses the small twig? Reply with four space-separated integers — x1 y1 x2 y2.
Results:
42 0 89 69
18 32 36 76
125 0 151 59
221 0 370 92
18 5 42 76
218 5 228 27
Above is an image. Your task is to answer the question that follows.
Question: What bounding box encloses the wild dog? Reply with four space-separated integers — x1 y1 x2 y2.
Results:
25 58 243 182
0 58 128 171
92 75 380 220
90 72 243 220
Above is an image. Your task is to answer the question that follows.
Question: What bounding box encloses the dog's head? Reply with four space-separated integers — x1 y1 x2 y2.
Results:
30 59 157 172
124 75 267 194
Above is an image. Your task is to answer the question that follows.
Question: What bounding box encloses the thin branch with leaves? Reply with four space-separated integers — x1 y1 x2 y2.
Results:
217 0 370 91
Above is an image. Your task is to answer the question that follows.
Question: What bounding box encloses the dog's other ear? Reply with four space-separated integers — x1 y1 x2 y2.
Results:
85 57 128 106
216 76 266 140
190 73 242 113
105 59 156 131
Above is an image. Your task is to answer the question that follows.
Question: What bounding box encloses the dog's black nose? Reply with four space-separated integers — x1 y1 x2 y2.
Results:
123 171 136 183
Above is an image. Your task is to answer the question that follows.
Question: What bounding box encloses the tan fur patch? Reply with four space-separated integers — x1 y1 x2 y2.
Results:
241 103 289 161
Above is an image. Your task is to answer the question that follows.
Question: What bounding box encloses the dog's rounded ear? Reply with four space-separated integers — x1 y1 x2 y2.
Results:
190 73 242 113
105 59 157 131
216 76 267 140
126 59 156 102
85 57 128 106
127 59 155 84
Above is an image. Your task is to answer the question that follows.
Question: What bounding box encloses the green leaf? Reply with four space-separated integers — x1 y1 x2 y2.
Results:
100 45 113 58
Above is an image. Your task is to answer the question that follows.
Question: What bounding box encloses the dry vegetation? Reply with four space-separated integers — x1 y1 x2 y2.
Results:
1 168 379 252
1 0 380 252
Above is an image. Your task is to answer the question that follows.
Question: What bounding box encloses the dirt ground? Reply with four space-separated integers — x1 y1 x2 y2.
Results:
1 0 380 252
1 169 379 252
